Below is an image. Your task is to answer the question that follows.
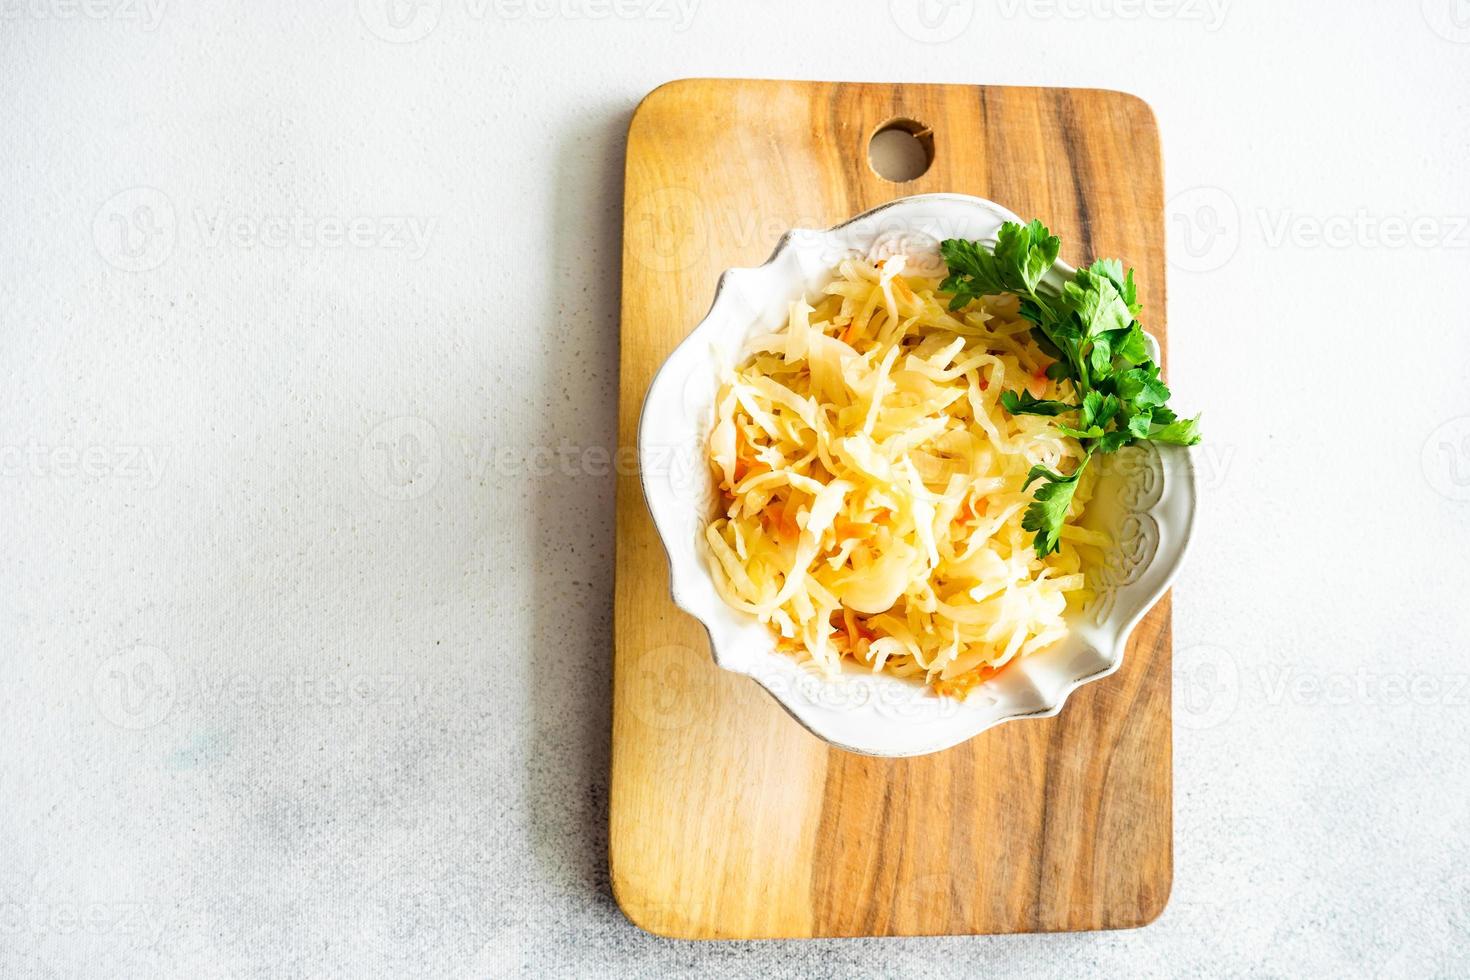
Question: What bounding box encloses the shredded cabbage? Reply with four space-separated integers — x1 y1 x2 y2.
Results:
704 254 1100 698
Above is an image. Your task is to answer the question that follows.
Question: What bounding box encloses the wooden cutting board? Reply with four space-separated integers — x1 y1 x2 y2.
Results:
611 78 1172 939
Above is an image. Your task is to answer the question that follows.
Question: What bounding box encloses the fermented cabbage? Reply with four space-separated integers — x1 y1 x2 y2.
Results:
704 253 1102 697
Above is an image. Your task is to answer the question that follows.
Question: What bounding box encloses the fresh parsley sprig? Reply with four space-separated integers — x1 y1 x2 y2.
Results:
939 221 1201 558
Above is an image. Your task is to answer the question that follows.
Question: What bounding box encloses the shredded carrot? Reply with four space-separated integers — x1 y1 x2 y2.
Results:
842 607 860 651
1021 362 1054 397
779 491 801 540
932 663 1004 699
957 496 988 523
759 491 802 543
733 457 768 483
833 516 876 539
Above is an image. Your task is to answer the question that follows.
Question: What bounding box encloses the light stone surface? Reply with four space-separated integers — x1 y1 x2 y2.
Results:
2 1 1468 977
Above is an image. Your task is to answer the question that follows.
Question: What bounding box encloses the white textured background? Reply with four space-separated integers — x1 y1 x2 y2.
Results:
2 1 1468 976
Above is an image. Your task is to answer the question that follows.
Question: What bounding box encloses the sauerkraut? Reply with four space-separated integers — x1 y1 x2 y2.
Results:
703 253 1103 697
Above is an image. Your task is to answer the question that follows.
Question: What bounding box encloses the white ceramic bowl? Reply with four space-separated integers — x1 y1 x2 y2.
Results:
638 193 1195 757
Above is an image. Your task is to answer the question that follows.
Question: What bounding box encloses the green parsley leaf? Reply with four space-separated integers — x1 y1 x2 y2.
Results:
1001 390 1077 417
938 239 1006 310
994 219 1061 293
1079 391 1120 430
1064 270 1132 338
1057 423 1106 441
1101 323 1150 368
1088 257 1140 313
1044 361 1072 382
1150 416 1203 445
1115 364 1171 409
1020 458 1089 558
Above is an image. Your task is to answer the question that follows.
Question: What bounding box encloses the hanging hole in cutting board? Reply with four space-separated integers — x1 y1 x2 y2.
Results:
867 118 934 182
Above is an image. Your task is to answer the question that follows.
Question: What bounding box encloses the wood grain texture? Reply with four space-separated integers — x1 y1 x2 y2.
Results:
610 79 1172 939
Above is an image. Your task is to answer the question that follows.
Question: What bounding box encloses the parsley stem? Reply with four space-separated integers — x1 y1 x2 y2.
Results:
1023 286 1057 323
